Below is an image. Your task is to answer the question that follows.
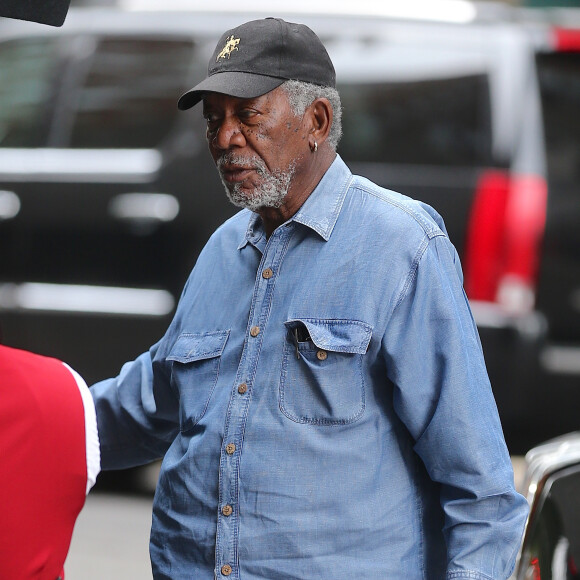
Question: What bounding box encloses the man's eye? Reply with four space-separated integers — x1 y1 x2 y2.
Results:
238 109 258 122
204 115 219 130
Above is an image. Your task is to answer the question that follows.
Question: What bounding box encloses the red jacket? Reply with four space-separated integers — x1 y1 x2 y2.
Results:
0 345 88 580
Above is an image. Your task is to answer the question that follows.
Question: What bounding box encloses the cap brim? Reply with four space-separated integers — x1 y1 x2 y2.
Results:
177 71 285 110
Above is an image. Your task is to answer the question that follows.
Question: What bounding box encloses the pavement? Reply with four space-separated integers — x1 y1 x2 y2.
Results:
65 492 154 579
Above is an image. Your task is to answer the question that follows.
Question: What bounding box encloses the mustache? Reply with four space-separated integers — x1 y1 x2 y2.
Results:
216 153 268 174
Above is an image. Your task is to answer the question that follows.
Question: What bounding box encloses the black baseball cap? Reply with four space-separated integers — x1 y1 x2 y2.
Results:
177 17 336 110
0 0 71 26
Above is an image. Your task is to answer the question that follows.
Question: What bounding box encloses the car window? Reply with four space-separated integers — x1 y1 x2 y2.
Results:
0 37 60 148
536 52 580 189
69 37 195 149
338 74 493 166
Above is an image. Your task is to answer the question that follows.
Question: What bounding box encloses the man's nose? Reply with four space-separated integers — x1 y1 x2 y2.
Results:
212 118 246 150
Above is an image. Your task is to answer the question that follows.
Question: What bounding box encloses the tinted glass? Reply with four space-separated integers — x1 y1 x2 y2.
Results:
0 37 60 147
537 52 580 188
534 52 580 342
69 37 195 148
338 74 492 166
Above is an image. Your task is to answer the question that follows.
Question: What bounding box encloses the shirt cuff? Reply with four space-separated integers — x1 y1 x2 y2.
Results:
447 571 495 580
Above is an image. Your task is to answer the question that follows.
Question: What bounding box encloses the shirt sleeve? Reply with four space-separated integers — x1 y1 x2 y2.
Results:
63 363 100 493
382 232 529 580
89 341 180 470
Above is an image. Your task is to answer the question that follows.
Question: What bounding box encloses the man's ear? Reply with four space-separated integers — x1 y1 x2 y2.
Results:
309 98 333 146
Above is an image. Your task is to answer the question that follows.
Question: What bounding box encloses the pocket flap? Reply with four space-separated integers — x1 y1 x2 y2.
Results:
285 319 372 354
167 330 230 363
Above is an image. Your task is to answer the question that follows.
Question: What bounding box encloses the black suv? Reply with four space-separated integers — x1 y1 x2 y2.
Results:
0 5 578 452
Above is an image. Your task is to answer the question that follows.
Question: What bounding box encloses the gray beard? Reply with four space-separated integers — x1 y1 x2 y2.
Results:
217 153 294 212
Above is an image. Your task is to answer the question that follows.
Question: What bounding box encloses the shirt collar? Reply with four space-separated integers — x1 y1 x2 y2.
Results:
238 155 352 249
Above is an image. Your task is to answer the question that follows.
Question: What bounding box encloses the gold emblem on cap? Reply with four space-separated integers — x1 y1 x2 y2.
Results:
217 35 240 61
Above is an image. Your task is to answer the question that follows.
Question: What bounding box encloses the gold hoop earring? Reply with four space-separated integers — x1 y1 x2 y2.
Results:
313 141 318 152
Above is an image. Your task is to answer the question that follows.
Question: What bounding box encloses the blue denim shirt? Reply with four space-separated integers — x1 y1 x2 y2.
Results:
91 155 528 579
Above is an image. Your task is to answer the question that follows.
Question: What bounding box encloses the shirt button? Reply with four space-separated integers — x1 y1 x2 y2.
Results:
225 443 236 455
262 267 273 279
316 349 328 361
221 504 233 517
238 383 248 394
250 326 260 337
221 564 232 576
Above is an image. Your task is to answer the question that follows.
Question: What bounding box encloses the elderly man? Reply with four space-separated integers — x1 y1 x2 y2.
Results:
91 17 528 580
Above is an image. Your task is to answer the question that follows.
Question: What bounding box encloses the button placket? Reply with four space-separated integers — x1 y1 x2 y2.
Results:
215 226 293 580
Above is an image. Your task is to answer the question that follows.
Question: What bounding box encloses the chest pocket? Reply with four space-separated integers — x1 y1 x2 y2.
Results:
280 318 372 425
167 330 230 432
